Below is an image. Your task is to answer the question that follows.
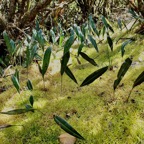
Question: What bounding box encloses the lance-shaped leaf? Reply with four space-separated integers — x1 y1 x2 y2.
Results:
11 75 20 93
121 39 133 57
10 39 16 55
27 79 33 91
101 16 114 33
60 52 70 75
88 35 99 52
81 23 88 38
37 29 46 50
79 52 97 66
133 71 144 88
78 42 84 56
0 124 22 130
107 23 114 33
102 16 108 28
0 108 35 115
118 18 122 30
113 58 132 90
29 95 34 107
14 69 19 82
73 24 84 42
64 35 75 54
65 66 78 84
42 47 52 78
107 34 113 51
3 31 12 54
89 15 99 37
50 29 56 44
54 115 85 140
59 33 64 47
80 66 108 87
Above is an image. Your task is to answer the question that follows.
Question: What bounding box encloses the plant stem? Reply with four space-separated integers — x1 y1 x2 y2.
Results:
126 88 133 102
27 67 29 79
61 76 63 95
43 77 45 91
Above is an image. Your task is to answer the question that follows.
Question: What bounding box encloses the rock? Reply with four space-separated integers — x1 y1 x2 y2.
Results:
58 133 77 144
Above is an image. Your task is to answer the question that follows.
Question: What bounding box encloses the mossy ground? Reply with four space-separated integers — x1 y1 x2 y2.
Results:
0 26 144 144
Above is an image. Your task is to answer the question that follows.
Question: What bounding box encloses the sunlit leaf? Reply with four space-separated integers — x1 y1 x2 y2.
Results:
14 69 19 82
79 52 97 66
88 35 99 52
89 15 99 37
80 66 108 87
59 33 64 47
65 66 78 84
121 39 133 57
11 75 20 93
113 58 132 90
50 29 56 44
74 24 84 42
54 115 85 140
133 71 144 88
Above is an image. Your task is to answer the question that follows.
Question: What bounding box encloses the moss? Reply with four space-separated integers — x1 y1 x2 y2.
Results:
0 28 144 144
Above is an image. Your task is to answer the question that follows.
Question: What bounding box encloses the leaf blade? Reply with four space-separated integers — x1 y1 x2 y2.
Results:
54 115 85 140
133 71 144 88
80 66 108 87
88 35 99 52
79 52 97 66
65 66 78 84
113 58 132 90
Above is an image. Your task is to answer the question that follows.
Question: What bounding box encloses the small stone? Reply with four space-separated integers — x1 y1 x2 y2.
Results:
58 133 77 144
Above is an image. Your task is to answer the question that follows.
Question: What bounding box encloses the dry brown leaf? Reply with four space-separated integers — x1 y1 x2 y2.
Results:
58 133 77 144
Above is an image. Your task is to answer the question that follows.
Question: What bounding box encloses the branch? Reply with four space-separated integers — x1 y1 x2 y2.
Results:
19 0 52 28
